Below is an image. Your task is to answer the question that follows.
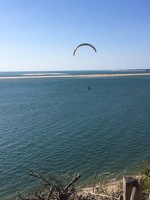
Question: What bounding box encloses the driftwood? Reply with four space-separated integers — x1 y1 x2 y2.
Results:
92 171 97 193
123 177 142 200
17 170 80 200
17 171 146 200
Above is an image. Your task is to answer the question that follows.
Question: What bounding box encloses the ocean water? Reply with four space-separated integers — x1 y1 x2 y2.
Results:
0 71 150 199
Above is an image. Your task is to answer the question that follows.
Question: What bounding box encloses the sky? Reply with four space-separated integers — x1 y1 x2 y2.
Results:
0 0 150 71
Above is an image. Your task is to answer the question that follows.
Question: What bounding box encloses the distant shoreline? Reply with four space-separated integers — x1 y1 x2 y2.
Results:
0 73 150 79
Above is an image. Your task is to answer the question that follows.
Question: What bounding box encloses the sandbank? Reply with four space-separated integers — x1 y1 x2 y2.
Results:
76 178 123 199
77 174 141 197
0 73 150 80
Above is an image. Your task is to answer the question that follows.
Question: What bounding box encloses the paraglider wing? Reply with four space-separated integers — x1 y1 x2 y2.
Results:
73 43 97 55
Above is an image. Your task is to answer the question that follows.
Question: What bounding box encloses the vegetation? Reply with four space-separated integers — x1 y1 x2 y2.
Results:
17 170 122 200
139 160 150 199
17 161 150 200
17 170 81 200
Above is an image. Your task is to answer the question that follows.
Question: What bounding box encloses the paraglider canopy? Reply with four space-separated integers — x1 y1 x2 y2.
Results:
73 43 97 55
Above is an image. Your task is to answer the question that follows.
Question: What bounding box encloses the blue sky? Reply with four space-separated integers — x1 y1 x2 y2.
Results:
0 0 150 71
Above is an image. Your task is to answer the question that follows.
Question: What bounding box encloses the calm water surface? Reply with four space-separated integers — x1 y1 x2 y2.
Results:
0 71 150 199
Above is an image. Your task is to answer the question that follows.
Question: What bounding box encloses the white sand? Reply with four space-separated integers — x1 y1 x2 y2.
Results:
0 73 150 80
77 179 123 197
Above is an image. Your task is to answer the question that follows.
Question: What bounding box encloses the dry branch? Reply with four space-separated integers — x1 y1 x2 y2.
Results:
18 170 81 200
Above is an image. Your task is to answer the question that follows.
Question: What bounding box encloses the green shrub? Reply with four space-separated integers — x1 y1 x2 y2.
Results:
139 160 150 194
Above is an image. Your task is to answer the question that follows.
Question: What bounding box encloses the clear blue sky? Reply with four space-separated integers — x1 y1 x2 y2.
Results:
0 0 150 71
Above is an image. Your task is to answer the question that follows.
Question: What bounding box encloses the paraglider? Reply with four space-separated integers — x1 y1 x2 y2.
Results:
73 43 97 55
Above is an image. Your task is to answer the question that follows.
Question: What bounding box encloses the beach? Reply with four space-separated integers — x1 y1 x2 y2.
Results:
77 175 142 198
0 73 150 79
76 178 123 200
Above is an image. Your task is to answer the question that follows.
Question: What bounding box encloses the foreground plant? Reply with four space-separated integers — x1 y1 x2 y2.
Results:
17 170 80 200
139 160 150 199
17 170 123 200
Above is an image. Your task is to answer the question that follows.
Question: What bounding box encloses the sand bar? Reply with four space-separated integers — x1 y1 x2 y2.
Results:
0 73 150 79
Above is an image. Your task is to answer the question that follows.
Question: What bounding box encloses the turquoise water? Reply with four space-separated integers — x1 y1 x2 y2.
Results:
0 71 150 199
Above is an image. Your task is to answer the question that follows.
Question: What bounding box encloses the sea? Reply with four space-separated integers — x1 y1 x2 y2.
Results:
0 70 150 199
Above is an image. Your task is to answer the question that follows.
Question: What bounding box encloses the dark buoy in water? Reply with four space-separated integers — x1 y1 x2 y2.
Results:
88 86 91 90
